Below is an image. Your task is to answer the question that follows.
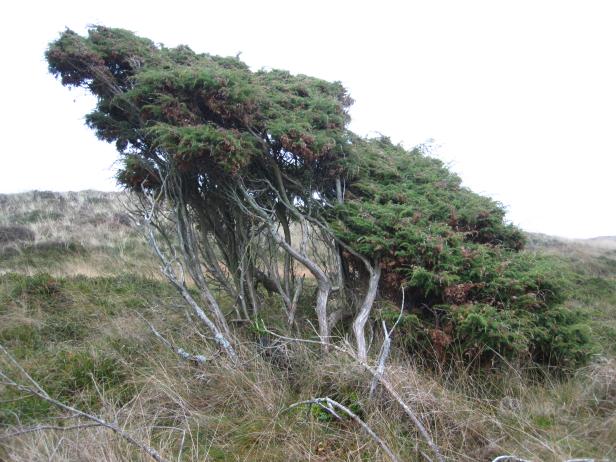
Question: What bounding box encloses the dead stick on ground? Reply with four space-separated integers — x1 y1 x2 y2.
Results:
287 397 400 462
137 311 207 364
0 344 170 462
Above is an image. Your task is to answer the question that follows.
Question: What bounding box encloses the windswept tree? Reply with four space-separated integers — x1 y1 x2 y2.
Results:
46 26 592 366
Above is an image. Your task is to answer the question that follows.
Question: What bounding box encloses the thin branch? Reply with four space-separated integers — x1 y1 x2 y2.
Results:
138 313 207 365
0 345 169 462
262 327 445 462
370 287 405 399
286 397 400 462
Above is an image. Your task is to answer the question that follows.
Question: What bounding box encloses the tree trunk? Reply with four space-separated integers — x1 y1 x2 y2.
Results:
353 263 381 362
316 280 332 350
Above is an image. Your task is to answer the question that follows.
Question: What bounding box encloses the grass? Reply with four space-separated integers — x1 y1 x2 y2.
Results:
0 191 614 461
0 190 157 277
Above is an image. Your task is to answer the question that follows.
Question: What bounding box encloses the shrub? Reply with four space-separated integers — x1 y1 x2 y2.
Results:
0 225 35 244
45 26 593 370
334 138 594 368
112 212 133 227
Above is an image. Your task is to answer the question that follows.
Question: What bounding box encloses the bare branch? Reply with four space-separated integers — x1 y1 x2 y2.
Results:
370 287 406 399
138 313 207 365
262 327 444 462
286 397 400 462
0 345 169 462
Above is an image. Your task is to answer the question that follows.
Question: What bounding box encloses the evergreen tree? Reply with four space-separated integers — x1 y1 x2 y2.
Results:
47 26 592 366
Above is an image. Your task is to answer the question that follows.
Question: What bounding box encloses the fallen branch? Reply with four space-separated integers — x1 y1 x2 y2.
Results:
0 344 169 462
491 457 533 462
287 397 400 462
490 456 607 462
138 312 207 365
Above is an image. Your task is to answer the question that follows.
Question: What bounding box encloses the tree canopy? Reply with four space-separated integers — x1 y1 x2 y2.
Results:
46 26 592 367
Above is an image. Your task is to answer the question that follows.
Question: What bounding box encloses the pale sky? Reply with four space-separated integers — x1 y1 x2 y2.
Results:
0 0 614 238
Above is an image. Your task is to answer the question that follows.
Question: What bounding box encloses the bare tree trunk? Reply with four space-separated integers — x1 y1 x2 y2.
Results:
175 203 231 336
275 204 293 296
147 226 237 362
141 190 237 362
352 262 381 362
244 261 260 317
166 272 237 362
272 225 332 348
315 280 332 348
271 218 332 348
287 275 304 326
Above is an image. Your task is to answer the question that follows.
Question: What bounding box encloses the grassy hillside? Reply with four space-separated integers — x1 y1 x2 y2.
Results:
0 191 614 461
0 190 158 277
526 232 616 355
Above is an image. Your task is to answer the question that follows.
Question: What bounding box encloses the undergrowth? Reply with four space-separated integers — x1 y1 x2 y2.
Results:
0 192 614 461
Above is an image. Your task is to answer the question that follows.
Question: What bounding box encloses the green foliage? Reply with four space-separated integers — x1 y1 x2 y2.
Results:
335 139 592 367
532 414 554 429
46 26 351 189
306 391 363 423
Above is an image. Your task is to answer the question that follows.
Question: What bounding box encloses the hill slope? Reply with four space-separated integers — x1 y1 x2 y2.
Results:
0 191 614 461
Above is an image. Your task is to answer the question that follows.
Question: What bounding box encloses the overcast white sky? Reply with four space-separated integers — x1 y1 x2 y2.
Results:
0 1 614 238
